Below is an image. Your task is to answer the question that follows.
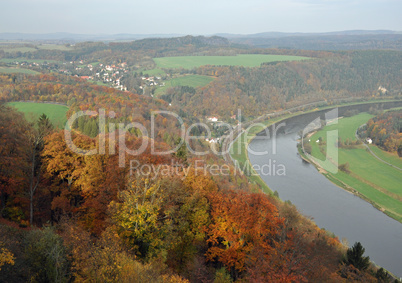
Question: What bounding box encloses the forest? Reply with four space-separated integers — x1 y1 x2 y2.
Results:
0 104 391 282
169 50 402 118
0 36 401 282
229 33 402 51
362 110 402 156
2 37 401 120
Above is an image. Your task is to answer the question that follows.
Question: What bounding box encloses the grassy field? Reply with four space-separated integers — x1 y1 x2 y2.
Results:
154 75 214 95
308 112 402 222
229 100 402 199
230 122 272 193
154 54 310 69
36 44 73 51
309 113 374 160
0 58 59 64
0 67 39 74
0 46 37 53
7 102 68 128
89 62 101 66
137 68 166 76
368 145 402 168
0 44 72 52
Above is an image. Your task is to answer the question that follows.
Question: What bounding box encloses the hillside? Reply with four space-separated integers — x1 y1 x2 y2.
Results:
0 37 401 282
229 33 402 50
164 50 402 117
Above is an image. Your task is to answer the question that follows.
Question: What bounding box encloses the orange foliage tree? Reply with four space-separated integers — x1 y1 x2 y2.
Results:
205 189 283 279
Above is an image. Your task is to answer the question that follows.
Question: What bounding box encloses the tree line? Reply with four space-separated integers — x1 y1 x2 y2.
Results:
363 110 402 156
1 104 396 281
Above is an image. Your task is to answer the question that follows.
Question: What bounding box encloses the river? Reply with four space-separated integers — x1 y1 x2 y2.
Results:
248 102 402 277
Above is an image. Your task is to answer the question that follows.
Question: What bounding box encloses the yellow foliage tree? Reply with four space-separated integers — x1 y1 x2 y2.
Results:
0 245 15 271
109 178 165 258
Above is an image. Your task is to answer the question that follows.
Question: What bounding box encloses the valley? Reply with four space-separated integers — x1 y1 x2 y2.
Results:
0 33 401 281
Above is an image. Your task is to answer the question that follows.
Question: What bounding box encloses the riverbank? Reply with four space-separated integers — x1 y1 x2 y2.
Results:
228 98 402 195
300 112 402 223
242 101 402 278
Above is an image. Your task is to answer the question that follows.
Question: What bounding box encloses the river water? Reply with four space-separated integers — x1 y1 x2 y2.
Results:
248 102 402 277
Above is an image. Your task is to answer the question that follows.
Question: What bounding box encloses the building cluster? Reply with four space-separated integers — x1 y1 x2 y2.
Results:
78 61 129 91
378 86 388 95
6 59 130 91
139 76 164 88
205 137 220 144
207 116 219 122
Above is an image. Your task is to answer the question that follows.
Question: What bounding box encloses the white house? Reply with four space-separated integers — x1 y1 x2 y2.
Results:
366 138 373 144
378 86 387 94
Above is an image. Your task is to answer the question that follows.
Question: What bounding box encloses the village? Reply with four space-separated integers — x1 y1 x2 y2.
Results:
4 59 145 92
72 61 130 91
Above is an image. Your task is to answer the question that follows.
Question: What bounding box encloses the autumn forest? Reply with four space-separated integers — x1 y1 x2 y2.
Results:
0 35 401 282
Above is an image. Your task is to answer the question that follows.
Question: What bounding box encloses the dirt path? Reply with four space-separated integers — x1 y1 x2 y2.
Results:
355 126 402 171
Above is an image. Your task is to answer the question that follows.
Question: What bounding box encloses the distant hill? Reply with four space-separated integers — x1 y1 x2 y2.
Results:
0 33 231 50
1 29 399 41
122 35 230 51
222 31 402 50
216 30 400 38
0 32 183 42
1 30 401 50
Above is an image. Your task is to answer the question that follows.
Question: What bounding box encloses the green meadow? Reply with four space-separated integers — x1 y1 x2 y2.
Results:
7 102 69 128
137 68 166 76
36 44 73 51
0 58 59 64
0 43 72 52
229 101 402 208
154 75 214 95
368 145 402 168
0 46 37 53
308 112 402 222
0 67 39 74
153 54 310 69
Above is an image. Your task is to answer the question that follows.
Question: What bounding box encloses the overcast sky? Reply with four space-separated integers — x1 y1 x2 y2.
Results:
1 0 401 35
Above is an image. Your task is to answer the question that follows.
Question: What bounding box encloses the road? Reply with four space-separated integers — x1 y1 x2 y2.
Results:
221 100 329 164
355 126 402 171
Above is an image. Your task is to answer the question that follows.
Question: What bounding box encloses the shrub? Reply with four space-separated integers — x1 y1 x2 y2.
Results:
24 227 70 282
338 162 350 174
